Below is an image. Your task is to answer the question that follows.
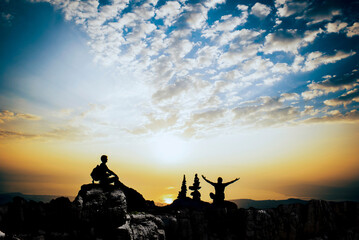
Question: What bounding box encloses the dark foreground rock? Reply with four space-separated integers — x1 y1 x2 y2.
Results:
0 184 358 240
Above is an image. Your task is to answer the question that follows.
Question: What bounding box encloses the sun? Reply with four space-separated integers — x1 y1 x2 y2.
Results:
161 194 174 204
151 134 189 164
163 198 173 204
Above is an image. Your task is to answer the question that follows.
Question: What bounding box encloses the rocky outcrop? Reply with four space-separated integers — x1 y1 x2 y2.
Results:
74 184 127 228
118 213 166 240
0 184 358 240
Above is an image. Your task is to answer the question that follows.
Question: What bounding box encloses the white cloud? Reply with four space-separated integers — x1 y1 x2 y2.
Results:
307 71 359 93
233 96 299 127
301 89 324 100
203 0 225 9
182 3 209 29
275 0 308 18
262 29 322 54
195 46 220 68
303 51 356 72
155 1 182 26
237 5 249 11
305 109 359 123
301 105 319 116
262 29 301 54
326 20 348 33
251 3 271 18
346 22 359 37
324 88 359 107
279 93 299 102
23 0 359 138
218 43 261 68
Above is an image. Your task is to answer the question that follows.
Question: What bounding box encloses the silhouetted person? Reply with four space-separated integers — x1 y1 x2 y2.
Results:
202 175 239 204
96 155 119 186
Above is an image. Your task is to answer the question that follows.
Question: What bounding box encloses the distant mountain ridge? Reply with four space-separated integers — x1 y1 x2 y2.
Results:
0 192 74 205
1 193 309 209
230 198 308 209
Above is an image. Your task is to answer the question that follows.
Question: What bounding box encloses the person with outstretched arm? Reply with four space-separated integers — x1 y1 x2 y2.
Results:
202 175 240 204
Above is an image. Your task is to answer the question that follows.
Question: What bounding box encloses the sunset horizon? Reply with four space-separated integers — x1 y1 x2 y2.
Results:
1 0 359 205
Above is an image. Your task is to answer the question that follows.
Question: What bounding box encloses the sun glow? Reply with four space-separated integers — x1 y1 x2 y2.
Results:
161 194 174 204
163 198 173 204
151 135 189 164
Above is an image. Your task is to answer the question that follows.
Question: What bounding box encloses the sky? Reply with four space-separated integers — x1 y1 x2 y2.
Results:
0 0 359 204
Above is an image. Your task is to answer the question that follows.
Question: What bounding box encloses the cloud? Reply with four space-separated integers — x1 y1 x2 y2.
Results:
218 43 261 68
299 0 343 25
203 0 226 9
305 109 359 123
262 29 301 54
303 50 356 72
23 0 359 139
0 110 41 123
262 29 322 54
251 3 271 18
301 89 324 100
346 22 359 37
307 71 359 93
152 79 192 103
201 11 249 46
275 0 309 18
233 96 299 127
191 109 226 122
324 88 359 107
302 70 359 100
0 129 38 139
128 113 178 135
301 105 320 116
155 1 182 26
326 20 348 33
181 3 209 30
279 93 299 102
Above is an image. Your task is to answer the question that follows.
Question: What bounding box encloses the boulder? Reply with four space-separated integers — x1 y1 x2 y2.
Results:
74 184 127 229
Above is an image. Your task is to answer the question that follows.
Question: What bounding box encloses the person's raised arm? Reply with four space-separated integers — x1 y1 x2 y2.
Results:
202 175 215 186
224 177 240 186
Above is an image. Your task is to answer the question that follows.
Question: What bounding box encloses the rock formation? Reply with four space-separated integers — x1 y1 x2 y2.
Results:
189 174 201 201
0 183 359 240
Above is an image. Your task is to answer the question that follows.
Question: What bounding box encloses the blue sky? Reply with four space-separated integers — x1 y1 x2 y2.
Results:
1 1 358 137
1 0 358 139
1 0 359 201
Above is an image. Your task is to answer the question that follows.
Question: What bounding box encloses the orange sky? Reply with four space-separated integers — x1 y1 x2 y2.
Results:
1 122 358 203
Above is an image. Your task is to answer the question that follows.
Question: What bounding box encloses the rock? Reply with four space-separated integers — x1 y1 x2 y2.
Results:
116 181 148 212
1 184 359 240
74 183 127 229
168 198 210 211
117 213 166 240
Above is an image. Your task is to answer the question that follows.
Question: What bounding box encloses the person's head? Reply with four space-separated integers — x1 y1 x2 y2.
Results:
101 155 108 163
217 177 223 183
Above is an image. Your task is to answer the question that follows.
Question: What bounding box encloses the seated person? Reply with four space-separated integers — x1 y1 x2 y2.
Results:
96 155 119 186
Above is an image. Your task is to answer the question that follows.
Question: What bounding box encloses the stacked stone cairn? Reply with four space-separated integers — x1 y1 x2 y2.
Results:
189 173 201 201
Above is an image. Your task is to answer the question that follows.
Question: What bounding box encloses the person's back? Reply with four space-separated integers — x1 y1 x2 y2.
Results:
98 161 110 184
202 175 239 204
